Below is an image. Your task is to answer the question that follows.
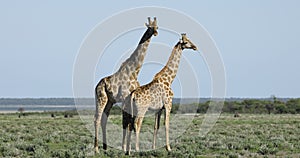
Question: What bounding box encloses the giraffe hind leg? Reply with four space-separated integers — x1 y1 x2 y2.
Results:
135 116 144 151
94 81 108 153
101 101 113 150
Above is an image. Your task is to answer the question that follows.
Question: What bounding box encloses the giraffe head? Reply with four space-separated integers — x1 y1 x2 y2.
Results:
145 17 158 36
180 33 197 50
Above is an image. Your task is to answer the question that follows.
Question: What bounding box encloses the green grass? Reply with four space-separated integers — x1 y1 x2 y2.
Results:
0 112 299 157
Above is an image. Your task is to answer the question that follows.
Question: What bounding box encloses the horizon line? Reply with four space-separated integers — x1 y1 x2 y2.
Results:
0 96 299 99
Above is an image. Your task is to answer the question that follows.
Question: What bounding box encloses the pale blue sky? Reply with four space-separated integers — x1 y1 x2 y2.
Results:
1 1 300 98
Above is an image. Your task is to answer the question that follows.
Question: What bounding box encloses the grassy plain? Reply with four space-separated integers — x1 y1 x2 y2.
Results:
0 112 299 157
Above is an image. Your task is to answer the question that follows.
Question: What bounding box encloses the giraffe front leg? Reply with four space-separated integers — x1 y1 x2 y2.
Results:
125 120 133 155
153 109 162 149
164 103 172 152
122 111 133 155
122 111 128 152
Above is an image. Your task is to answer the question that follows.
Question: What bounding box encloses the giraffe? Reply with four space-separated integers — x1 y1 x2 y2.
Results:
94 17 158 153
123 33 198 154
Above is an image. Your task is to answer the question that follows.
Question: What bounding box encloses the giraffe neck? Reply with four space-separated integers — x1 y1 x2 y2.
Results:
154 42 183 84
118 27 154 77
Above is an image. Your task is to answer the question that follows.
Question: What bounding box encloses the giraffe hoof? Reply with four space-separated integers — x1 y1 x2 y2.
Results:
125 151 130 155
103 144 107 150
166 145 171 152
94 147 99 154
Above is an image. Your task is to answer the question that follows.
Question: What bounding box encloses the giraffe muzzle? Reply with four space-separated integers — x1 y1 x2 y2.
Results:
192 46 198 51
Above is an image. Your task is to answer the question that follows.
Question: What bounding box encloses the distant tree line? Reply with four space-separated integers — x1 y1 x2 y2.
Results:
170 97 300 114
106 98 300 115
